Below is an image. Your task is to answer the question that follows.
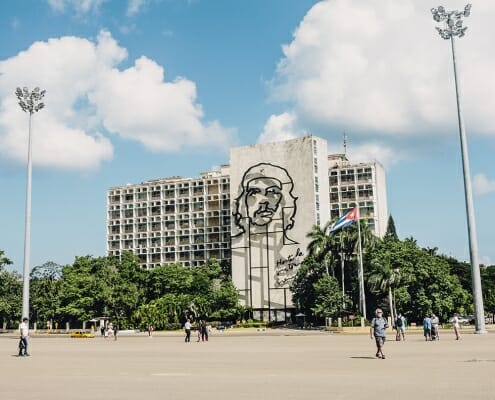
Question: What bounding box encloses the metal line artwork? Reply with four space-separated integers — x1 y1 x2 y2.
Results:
232 162 298 243
232 163 301 317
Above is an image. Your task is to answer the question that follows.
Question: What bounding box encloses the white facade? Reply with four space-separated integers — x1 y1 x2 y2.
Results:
230 136 330 321
328 154 388 237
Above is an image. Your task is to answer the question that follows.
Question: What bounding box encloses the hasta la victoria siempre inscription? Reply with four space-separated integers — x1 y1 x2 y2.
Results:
275 247 304 286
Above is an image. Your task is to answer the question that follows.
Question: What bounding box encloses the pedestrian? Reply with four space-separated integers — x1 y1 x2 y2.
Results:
200 320 209 342
196 322 201 342
100 325 105 337
114 325 118 341
148 324 153 337
452 313 461 340
395 313 406 341
184 319 191 343
423 315 432 341
431 314 440 340
370 308 388 359
18 317 30 357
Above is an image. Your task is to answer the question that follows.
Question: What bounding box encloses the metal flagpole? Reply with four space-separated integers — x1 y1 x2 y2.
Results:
355 204 366 319
340 232 345 309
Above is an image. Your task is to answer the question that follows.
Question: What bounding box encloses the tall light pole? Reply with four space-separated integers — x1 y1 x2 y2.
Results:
431 5 486 333
15 86 46 320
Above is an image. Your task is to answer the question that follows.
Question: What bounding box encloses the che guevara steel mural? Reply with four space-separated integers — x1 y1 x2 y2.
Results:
231 162 304 316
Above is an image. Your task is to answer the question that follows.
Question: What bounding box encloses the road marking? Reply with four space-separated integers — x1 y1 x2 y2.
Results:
152 372 192 376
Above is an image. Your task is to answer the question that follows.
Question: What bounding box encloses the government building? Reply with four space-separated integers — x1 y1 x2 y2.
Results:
106 135 388 320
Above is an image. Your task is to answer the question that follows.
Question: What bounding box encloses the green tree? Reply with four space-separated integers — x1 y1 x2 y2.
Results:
210 280 243 322
384 215 399 241
312 275 349 318
365 237 471 323
306 222 336 277
291 256 327 318
0 250 22 327
30 261 62 326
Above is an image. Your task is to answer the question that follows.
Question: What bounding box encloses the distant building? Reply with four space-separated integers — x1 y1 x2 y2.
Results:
107 165 232 269
328 154 388 237
106 135 388 320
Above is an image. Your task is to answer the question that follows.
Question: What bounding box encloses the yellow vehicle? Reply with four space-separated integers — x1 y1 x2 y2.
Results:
70 330 95 338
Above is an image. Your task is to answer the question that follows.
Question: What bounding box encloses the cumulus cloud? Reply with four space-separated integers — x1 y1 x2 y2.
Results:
473 174 495 196
0 30 233 170
258 112 306 144
270 0 495 137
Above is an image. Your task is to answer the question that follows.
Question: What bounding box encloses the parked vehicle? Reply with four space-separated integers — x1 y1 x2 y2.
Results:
70 330 95 338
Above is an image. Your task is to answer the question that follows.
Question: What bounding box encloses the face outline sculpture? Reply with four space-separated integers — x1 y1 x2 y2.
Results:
245 176 283 226
232 162 298 242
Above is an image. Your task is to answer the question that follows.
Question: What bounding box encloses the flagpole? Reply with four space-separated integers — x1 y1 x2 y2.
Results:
340 232 345 309
355 204 367 319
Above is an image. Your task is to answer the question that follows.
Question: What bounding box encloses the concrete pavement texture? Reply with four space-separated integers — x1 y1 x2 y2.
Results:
1 330 495 400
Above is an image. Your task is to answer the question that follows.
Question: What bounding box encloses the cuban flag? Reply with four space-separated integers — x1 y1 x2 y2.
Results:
328 206 358 234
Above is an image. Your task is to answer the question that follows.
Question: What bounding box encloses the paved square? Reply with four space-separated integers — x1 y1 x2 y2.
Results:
2 330 494 400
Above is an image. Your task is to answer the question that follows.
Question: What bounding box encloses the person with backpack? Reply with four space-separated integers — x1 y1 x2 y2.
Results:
395 313 406 341
370 308 389 359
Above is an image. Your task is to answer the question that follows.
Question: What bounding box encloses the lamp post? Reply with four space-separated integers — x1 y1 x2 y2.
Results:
431 5 486 334
15 86 46 320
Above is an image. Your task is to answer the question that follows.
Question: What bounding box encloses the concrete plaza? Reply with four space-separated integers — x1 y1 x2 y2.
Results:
1 329 495 400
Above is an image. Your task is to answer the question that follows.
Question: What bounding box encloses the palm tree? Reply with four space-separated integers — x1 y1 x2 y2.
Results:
368 259 401 324
306 222 337 277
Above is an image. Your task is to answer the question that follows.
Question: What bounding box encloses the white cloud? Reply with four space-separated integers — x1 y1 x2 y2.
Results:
271 0 495 137
473 174 495 196
345 142 404 169
258 112 306 144
47 0 107 14
0 30 233 170
127 0 147 16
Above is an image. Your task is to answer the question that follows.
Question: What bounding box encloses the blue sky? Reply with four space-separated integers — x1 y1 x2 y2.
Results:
0 0 494 272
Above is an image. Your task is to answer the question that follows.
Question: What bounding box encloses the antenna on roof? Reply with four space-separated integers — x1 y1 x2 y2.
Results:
343 132 348 156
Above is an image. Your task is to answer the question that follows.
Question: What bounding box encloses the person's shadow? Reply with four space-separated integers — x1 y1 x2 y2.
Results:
350 356 376 360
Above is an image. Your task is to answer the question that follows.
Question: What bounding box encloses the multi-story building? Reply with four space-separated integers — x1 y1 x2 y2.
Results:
107 165 231 269
106 135 388 320
328 154 388 237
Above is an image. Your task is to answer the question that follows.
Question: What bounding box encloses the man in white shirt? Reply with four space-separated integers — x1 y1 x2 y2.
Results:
19 317 30 356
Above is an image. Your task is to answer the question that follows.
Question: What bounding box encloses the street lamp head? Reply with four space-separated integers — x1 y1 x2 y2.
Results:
431 4 471 40
15 86 46 115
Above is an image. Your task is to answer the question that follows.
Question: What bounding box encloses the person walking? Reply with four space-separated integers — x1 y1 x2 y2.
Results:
18 317 30 356
431 314 440 341
423 315 432 341
200 320 209 342
452 313 461 340
148 324 154 337
395 313 406 341
370 308 388 359
184 319 191 343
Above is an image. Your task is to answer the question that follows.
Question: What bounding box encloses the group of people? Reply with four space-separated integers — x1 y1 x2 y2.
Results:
184 319 210 343
422 314 441 341
370 309 463 359
100 323 118 340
